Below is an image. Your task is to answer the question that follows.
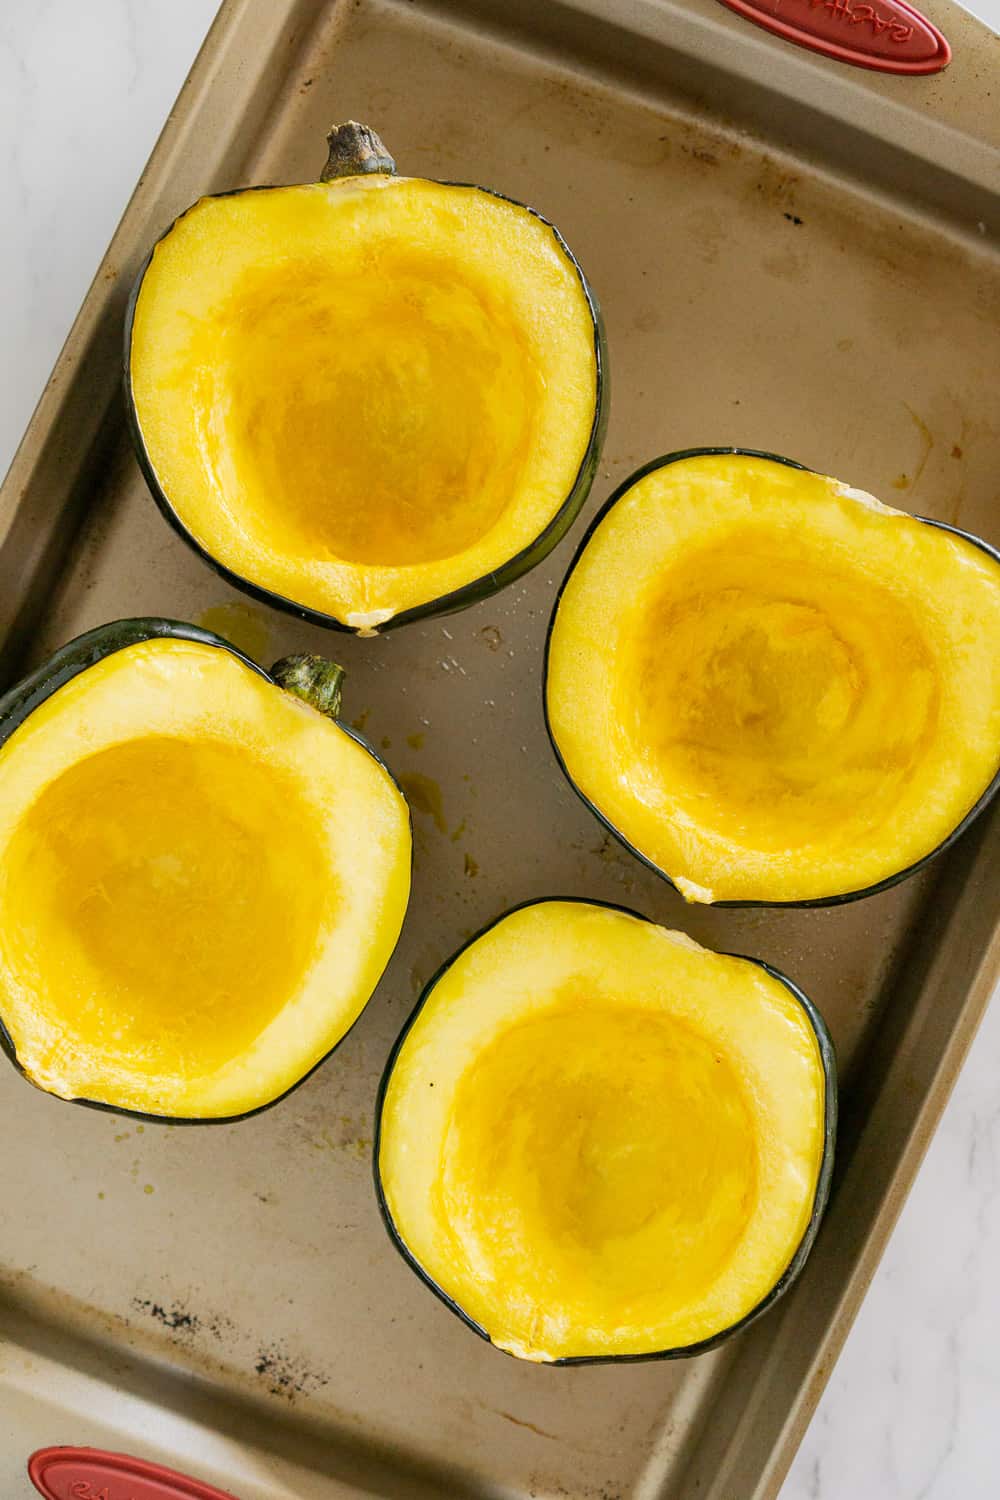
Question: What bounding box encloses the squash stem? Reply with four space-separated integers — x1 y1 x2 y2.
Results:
321 122 396 181
270 654 346 722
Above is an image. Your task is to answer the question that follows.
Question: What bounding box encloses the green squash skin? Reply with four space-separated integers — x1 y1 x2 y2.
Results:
373 895 838 1366
543 447 1000 910
0 617 412 1126
123 182 608 634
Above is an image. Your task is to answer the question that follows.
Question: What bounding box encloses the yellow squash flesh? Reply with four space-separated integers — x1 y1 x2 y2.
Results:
378 901 828 1362
129 175 598 629
0 638 411 1117
547 453 1000 904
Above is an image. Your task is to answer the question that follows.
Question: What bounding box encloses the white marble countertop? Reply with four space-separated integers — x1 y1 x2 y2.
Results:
2 4 999 1497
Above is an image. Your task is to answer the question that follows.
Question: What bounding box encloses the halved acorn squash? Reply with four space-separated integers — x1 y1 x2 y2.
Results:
126 123 606 634
546 449 1000 906
0 620 411 1121
376 899 835 1363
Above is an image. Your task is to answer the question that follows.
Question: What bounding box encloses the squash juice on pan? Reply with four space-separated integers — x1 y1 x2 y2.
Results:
126 124 606 633
376 900 835 1362
0 622 411 1121
546 449 1000 906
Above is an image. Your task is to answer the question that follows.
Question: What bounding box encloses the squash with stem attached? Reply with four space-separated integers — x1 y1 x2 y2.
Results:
126 124 606 634
0 619 411 1121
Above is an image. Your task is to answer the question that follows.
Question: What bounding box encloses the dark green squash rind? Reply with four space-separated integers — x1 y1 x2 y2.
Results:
543 446 1000 910
0 617 412 1125
373 894 837 1365
123 179 607 634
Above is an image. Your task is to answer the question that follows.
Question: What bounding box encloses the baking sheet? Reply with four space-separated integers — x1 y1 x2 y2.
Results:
0 0 998 1495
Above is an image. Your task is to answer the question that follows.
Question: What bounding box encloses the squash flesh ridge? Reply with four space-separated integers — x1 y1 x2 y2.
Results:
191 249 540 567
618 534 940 850
439 1003 759 1328
0 735 328 1076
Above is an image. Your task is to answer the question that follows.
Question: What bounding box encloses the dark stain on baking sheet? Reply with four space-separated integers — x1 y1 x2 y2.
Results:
133 1295 327 1403
131 1295 229 1340
497 1409 560 1441
132 1296 200 1334
254 1341 330 1401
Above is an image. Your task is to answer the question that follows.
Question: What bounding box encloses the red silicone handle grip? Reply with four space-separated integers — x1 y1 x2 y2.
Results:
715 0 951 73
28 1447 241 1500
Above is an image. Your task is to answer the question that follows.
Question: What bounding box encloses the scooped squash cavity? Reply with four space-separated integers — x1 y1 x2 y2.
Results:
376 899 834 1362
0 621 411 1120
126 124 605 632
546 449 1000 905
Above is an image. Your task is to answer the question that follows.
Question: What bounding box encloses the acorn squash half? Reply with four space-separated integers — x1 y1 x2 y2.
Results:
546 449 1000 906
126 124 606 634
0 620 411 1121
375 899 835 1363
